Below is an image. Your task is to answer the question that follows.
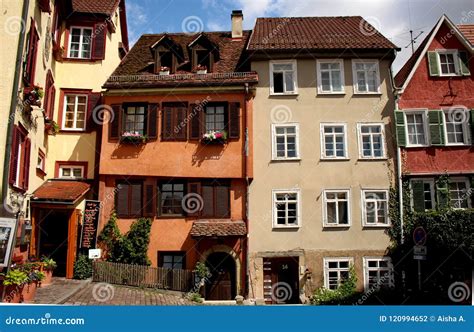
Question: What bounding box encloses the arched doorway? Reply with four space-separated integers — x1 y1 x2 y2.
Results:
205 252 236 300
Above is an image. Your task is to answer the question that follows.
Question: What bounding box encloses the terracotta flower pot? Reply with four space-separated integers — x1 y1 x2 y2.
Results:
41 270 53 286
21 282 37 303
1 285 23 303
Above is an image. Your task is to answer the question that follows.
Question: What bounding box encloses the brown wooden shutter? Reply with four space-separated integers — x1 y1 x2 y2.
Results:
215 185 230 218
130 183 143 217
9 126 20 185
87 92 101 131
228 102 240 139
22 138 31 190
92 23 107 60
109 104 122 140
176 106 187 140
162 107 173 140
189 104 202 140
24 20 39 85
143 181 156 217
187 182 202 217
201 184 214 217
43 72 53 117
116 183 129 216
147 103 159 139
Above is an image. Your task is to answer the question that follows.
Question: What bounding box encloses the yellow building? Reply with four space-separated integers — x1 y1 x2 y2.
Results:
0 0 128 278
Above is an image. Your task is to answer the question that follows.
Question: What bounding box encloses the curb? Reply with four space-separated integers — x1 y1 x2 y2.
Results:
56 278 92 304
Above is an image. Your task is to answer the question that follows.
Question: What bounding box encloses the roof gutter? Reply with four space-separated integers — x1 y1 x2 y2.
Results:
1 0 29 216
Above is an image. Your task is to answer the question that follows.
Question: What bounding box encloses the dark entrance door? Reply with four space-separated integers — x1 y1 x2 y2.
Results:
263 257 299 304
205 252 236 300
38 210 71 277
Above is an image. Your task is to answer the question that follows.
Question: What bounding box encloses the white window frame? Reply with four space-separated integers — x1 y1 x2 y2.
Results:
68 26 93 59
323 257 353 290
36 151 45 172
62 94 88 131
272 189 301 229
363 257 394 291
316 59 345 94
15 142 22 187
269 60 298 95
442 109 470 146
322 189 351 227
357 123 386 159
59 165 85 179
409 178 435 211
320 123 348 159
351 60 381 94
449 177 471 209
271 123 300 161
404 109 429 147
436 49 460 77
361 189 390 227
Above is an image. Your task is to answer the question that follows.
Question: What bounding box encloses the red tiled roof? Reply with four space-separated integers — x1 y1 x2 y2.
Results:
190 220 247 237
32 180 90 203
71 0 119 15
458 24 474 45
248 16 398 51
103 31 256 88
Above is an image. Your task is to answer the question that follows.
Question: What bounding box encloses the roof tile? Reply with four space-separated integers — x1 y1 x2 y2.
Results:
32 180 91 203
71 0 119 15
190 220 247 237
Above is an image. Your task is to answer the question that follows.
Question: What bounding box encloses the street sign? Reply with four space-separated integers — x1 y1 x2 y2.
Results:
413 226 427 245
413 255 427 260
414 245 427 255
88 248 102 260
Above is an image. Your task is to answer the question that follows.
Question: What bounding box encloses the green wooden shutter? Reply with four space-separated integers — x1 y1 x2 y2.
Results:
428 110 445 145
427 51 440 77
436 177 449 210
412 181 425 212
458 51 470 76
395 111 407 147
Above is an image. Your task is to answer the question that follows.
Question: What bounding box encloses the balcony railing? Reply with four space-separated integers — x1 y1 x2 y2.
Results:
108 71 258 83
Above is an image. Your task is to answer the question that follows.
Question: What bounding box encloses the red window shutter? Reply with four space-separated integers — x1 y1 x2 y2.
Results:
186 182 202 217
109 104 122 140
24 20 39 85
228 102 241 139
87 92 102 131
143 182 156 217
22 138 31 190
92 23 107 60
47 86 56 120
189 104 202 140
147 103 159 139
162 107 173 140
8 126 20 185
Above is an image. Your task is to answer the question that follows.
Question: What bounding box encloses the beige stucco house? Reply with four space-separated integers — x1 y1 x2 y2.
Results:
247 17 400 304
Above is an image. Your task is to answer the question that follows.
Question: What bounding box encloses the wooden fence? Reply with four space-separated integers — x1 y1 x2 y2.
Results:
92 261 194 292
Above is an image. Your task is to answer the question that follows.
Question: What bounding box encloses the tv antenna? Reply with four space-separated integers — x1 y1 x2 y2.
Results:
405 30 424 54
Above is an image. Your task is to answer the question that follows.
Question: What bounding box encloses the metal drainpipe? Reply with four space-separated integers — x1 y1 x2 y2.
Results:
395 98 404 245
244 83 251 299
2 0 30 212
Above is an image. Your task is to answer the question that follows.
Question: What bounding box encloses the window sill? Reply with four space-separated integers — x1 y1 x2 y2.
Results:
353 91 382 95
270 92 299 97
323 224 350 228
317 91 346 95
405 144 430 148
320 157 350 161
439 74 462 77
36 168 47 177
60 129 87 134
62 58 101 63
272 225 300 229
362 224 391 228
358 157 388 161
271 158 301 162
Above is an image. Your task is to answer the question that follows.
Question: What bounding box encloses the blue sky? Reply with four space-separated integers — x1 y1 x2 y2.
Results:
126 0 474 72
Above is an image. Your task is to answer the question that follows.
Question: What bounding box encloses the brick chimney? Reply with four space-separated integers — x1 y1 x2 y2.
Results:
231 10 243 39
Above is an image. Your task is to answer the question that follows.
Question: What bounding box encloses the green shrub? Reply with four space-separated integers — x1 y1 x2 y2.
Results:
73 254 93 280
1 269 28 286
41 257 57 271
98 211 121 260
186 292 203 303
311 266 358 305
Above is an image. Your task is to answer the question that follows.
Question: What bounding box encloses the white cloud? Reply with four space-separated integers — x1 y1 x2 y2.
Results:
127 1 149 45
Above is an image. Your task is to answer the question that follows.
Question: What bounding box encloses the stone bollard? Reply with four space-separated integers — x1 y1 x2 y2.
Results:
235 295 244 305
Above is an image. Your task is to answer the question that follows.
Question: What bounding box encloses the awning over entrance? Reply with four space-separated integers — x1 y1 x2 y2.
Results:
31 180 91 205
190 220 247 237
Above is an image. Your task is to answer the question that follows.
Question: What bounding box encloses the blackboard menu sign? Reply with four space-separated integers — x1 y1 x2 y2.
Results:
80 200 101 249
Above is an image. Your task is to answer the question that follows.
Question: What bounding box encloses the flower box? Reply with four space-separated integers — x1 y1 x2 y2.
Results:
120 132 147 144
23 85 44 109
201 131 227 145
194 65 207 74
159 66 170 75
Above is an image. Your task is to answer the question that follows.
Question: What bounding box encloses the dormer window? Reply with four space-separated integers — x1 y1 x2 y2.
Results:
195 49 212 72
155 49 176 74
189 34 219 73
151 35 182 74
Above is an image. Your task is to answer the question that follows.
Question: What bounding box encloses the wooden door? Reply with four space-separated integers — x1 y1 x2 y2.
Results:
263 257 300 304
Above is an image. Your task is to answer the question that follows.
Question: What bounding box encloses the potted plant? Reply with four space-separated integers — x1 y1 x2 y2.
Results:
18 262 44 302
195 64 207 74
0 269 28 303
40 257 57 286
159 66 170 75
45 120 60 136
23 84 44 108
120 131 147 144
201 130 227 144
